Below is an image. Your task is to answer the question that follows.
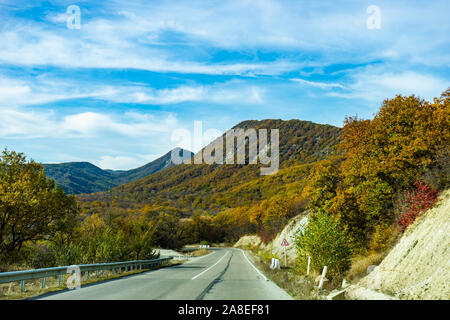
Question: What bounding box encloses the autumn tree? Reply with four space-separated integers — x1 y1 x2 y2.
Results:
337 91 449 247
0 149 78 261
306 157 342 214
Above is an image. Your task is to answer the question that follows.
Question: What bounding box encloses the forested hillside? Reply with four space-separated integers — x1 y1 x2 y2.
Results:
43 148 193 194
80 119 341 213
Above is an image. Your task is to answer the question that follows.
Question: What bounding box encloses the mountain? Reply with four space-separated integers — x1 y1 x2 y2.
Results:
80 119 342 214
43 148 193 194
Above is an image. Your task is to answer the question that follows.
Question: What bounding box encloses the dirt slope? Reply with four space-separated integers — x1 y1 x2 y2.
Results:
358 189 450 300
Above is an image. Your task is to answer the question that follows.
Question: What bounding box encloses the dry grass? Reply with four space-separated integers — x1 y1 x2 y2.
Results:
0 260 182 300
346 252 385 283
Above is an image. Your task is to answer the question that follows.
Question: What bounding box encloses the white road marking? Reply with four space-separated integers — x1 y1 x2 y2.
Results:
241 249 269 281
191 251 228 280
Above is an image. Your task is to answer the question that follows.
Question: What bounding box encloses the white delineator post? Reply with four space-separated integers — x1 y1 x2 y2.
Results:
318 266 327 290
307 256 311 276
284 246 287 267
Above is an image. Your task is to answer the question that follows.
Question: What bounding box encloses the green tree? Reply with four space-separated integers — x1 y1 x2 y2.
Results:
295 210 352 281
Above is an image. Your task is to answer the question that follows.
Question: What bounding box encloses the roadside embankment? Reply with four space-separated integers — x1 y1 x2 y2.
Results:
348 189 450 300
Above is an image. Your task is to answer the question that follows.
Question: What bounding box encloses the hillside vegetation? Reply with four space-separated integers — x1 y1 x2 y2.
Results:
43 148 193 194
81 119 340 209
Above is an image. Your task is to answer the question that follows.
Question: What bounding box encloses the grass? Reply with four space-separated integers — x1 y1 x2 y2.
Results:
0 260 182 300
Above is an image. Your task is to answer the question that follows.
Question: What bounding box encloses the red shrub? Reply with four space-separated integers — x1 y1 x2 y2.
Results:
398 181 439 232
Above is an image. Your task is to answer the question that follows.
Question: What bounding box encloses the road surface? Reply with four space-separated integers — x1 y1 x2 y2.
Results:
37 248 293 300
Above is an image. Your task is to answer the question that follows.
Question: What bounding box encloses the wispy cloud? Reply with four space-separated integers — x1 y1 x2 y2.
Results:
1 1 448 73
290 78 345 90
0 19 300 75
327 66 449 102
0 74 266 108
0 108 179 139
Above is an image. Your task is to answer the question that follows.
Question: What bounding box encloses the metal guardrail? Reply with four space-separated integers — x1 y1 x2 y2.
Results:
0 257 173 292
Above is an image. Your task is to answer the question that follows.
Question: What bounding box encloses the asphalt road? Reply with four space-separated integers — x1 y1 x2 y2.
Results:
37 248 293 300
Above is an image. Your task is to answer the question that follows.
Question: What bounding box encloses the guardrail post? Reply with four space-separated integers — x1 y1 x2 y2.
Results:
59 274 62 286
96 270 99 277
41 277 46 289
112 268 115 275
21 280 25 292
84 271 88 281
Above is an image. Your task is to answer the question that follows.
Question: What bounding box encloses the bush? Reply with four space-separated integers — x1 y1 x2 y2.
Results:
368 224 397 254
294 211 352 281
397 181 438 232
49 242 83 266
23 243 55 269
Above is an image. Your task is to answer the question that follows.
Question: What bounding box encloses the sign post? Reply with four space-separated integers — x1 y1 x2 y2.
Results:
307 256 311 276
281 238 289 267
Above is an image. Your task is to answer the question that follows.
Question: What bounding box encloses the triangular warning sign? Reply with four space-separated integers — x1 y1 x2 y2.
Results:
281 238 289 246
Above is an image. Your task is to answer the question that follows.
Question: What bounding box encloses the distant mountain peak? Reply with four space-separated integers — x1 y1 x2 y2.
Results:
43 148 194 195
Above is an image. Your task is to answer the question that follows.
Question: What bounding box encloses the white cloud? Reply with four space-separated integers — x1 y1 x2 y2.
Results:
328 67 449 102
1 1 447 74
0 109 180 139
94 154 161 170
0 19 300 76
0 74 266 108
0 75 107 108
290 78 345 90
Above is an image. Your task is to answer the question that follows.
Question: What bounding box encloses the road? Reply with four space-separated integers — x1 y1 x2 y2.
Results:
37 248 293 300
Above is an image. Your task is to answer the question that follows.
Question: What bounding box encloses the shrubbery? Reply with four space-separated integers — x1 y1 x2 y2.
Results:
397 181 439 231
294 210 352 281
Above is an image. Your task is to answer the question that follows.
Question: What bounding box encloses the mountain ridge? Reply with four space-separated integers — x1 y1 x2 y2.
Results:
43 148 194 194
80 119 342 215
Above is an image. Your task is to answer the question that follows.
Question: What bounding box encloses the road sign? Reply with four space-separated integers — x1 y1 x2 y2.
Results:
281 238 289 246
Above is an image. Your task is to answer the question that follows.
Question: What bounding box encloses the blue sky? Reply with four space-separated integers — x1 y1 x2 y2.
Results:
0 0 449 169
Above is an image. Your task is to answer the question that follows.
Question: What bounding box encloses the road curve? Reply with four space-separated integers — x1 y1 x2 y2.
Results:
36 248 293 300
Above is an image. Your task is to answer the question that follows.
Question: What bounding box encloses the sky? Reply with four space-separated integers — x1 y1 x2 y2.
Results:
0 0 449 170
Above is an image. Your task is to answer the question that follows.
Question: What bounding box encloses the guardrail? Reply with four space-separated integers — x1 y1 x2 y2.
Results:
0 257 173 292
